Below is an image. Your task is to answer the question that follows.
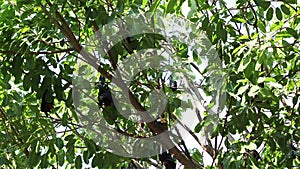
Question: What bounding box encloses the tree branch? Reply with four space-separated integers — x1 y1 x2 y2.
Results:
41 2 203 168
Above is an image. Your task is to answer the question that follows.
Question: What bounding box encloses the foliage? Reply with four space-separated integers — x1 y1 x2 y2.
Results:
0 0 299 168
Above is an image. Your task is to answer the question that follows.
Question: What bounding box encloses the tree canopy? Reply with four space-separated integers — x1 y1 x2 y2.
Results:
0 0 299 168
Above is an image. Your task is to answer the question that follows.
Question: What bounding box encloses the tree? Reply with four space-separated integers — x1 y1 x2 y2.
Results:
0 0 299 168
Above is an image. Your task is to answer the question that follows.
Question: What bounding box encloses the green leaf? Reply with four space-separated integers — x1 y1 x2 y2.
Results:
266 7 273 21
64 64 73 74
40 76 52 95
54 80 64 101
244 61 256 83
194 123 202 133
267 82 282 88
286 28 298 38
70 109 79 122
187 0 197 18
192 149 203 163
66 138 76 152
259 88 272 98
217 22 227 42
31 75 40 92
248 85 260 97
254 0 270 10
62 112 68 126
65 134 75 141
233 44 246 56
269 138 276 151
66 89 73 107
2 94 9 107
280 4 290 15
237 83 249 95
23 73 31 91
66 147 75 163
80 78 92 89
257 20 266 33
85 139 96 155
97 5 109 24
202 17 209 30
13 103 21 115
258 77 276 83
91 153 102 168
55 138 64 149
275 8 283 20
27 151 41 167
75 155 82 169
83 150 93 164
238 55 251 72
47 143 55 158
149 0 161 13
231 15 247 23
78 65 88 75
44 89 54 103
40 154 48 168
11 56 23 83
166 0 177 14
0 156 7 167
292 95 298 105
102 106 118 125
244 142 257 150
206 25 213 42
58 149 65 166
285 0 297 4
270 21 284 31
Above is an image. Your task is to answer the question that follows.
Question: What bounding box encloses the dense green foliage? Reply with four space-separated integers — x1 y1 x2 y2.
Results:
0 0 299 168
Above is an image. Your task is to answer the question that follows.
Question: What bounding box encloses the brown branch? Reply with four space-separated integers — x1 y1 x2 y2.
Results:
248 2 261 44
226 4 258 11
40 2 113 80
172 114 214 159
44 0 80 51
278 68 299 83
221 1 242 36
92 21 118 70
41 3 202 168
146 159 163 169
